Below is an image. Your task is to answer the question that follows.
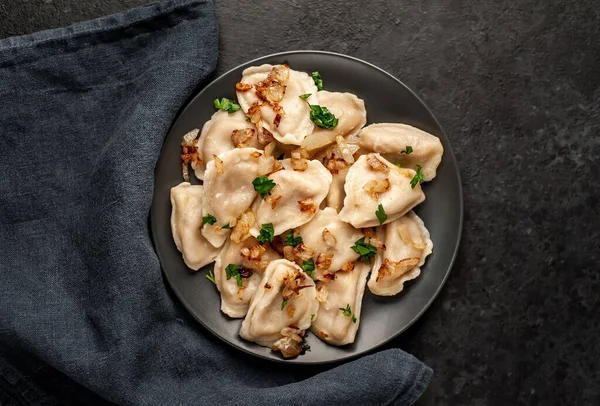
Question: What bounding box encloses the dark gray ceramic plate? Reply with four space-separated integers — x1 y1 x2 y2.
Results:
151 51 463 364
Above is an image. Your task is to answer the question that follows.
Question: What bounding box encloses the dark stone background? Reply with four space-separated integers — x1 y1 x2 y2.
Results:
1 0 598 404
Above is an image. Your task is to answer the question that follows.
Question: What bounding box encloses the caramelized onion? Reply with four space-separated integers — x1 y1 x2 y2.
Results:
362 178 390 199
322 228 337 247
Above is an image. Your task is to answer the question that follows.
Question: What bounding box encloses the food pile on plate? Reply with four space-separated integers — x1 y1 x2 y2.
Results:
170 64 443 358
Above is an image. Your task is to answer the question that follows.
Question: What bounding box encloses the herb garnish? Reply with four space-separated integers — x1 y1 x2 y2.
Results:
206 270 216 285
222 223 231 229
299 93 311 99
281 299 288 310
310 313 315 321
311 72 323 91
339 304 357 323
301 259 315 279
252 175 276 198
284 230 303 247
202 214 216 226
401 146 413 155
410 164 425 189
256 223 275 244
351 237 377 261
307 104 338 129
225 264 244 287
376 204 387 225
213 97 241 114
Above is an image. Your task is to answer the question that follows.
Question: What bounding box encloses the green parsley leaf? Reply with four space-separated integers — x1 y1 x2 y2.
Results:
202 214 217 226
284 230 303 247
221 223 231 229
307 104 338 129
213 97 241 114
401 145 413 155
339 304 352 317
301 259 315 280
339 304 357 323
395 162 402 168
376 203 387 225
206 270 216 285
310 313 315 321
351 237 377 261
410 164 425 189
225 264 243 287
301 341 311 352
256 223 275 244
281 299 288 310
311 71 323 91
299 93 312 100
252 176 276 198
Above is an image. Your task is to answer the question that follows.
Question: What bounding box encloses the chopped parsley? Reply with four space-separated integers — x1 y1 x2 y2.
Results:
252 175 276 198
339 304 357 323
202 214 216 226
301 258 315 279
401 146 413 155
256 223 275 244
410 164 425 189
281 299 288 310
299 93 312 99
376 203 387 225
206 270 216 285
221 223 231 229
301 341 311 352
213 97 241 114
351 237 377 261
307 103 338 129
225 264 243 287
284 230 303 247
311 71 323 91
310 313 315 322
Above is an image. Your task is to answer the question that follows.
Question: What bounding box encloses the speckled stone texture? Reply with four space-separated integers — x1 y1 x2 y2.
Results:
1 0 599 404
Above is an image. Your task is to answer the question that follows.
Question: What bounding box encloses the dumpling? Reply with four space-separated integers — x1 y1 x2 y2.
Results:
193 110 260 180
368 211 433 296
358 123 444 181
214 237 281 318
170 182 220 270
294 208 363 274
301 91 366 151
311 261 369 345
240 259 318 358
325 167 348 212
251 158 332 237
338 153 425 228
236 64 318 145
201 147 265 248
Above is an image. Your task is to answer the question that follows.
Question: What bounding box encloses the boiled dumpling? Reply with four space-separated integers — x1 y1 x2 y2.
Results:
170 182 220 270
240 259 318 357
193 110 260 180
311 261 369 345
251 158 332 237
358 123 443 181
325 167 348 212
236 64 318 145
294 208 363 274
338 153 425 228
301 91 366 151
202 147 265 248
368 211 433 296
214 237 281 318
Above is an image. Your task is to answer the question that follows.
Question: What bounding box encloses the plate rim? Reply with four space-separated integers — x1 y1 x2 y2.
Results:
151 50 464 365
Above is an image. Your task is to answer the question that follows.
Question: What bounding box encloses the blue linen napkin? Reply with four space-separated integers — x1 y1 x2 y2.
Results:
0 0 432 404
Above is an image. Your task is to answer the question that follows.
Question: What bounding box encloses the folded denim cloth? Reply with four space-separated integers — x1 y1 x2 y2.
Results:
0 1 432 405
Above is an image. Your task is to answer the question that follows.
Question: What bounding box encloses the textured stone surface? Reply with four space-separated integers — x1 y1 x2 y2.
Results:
1 0 599 404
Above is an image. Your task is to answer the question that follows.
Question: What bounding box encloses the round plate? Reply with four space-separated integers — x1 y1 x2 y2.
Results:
151 51 463 364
